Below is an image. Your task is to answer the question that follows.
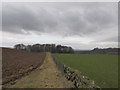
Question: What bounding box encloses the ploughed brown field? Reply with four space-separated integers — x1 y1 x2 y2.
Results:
2 48 46 85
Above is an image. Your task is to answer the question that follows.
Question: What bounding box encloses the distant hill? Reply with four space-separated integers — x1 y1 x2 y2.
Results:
75 48 120 54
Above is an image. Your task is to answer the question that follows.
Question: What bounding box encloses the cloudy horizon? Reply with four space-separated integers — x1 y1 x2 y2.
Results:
2 2 118 50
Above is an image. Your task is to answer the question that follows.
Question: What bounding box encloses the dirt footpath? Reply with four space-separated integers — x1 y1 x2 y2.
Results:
6 52 74 88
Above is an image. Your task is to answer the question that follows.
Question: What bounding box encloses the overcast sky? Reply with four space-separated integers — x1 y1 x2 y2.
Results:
1 2 118 50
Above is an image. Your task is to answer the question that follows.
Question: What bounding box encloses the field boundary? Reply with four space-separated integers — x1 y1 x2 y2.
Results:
52 55 100 89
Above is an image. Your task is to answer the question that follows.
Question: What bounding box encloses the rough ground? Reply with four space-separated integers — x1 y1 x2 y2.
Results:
4 52 74 88
2 48 45 85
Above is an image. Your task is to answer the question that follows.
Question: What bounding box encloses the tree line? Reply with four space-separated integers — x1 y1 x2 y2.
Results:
14 44 74 53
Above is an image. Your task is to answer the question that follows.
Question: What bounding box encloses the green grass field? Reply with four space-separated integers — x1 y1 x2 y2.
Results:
54 54 118 88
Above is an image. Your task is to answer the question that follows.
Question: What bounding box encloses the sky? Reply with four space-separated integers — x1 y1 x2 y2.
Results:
1 2 119 50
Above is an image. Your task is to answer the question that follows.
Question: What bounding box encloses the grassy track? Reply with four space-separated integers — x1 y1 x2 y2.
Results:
54 54 118 88
3 53 74 88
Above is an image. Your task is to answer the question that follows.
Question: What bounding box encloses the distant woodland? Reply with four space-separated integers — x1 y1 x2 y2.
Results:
14 44 119 54
14 44 74 53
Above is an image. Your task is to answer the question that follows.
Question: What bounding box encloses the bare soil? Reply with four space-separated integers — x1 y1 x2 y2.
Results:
4 52 74 88
2 48 46 85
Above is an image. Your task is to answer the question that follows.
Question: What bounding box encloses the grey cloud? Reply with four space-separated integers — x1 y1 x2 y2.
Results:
98 36 118 42
2 3 58 34
3 5 40 33
2 2 118 43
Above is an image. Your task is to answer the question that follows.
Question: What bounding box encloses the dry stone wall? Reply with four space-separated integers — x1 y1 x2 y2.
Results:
52 55 100 89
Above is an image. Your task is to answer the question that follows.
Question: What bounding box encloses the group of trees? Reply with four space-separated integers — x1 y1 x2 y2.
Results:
14 44 74 53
